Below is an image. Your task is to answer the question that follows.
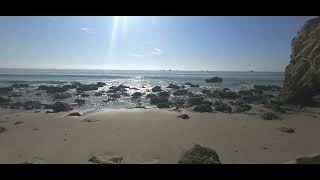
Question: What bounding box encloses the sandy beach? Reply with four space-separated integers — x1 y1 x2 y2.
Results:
1 106 320 164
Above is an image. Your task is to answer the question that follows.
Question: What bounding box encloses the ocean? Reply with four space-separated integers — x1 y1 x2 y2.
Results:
0 69 284 109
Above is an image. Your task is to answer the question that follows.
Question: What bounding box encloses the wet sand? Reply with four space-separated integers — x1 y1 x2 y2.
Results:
0 107 320 164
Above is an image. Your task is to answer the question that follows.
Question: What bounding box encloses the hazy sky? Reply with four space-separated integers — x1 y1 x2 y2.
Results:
0 16 313 71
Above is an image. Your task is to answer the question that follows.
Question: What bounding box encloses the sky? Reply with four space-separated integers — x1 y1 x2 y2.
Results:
0 16 314 71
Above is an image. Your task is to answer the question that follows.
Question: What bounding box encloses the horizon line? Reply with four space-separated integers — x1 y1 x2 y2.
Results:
0 67 285 73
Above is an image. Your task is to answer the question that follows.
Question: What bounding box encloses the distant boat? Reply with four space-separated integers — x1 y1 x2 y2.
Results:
168 69 172 71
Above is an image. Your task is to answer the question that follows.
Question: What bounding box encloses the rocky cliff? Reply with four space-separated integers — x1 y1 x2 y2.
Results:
281 17 320 104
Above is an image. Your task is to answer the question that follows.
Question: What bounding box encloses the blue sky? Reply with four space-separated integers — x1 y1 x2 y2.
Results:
0 16 313 71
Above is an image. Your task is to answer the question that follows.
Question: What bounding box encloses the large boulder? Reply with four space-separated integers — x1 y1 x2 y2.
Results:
178 144 221 164
205 77 222 83
281 17 320 104
214 103 232 113
151 86 162 92
131 92 142 100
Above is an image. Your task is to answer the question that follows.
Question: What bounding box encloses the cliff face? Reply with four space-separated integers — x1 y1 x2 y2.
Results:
281 17 320 104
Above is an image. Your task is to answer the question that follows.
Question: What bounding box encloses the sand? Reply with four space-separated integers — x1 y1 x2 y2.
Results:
0 106 320 164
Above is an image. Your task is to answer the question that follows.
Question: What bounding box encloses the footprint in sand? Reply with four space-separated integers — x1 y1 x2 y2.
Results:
81 118 100 123
135 153 160 164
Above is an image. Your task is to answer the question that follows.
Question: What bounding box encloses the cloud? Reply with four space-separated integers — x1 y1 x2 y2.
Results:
80 27 96 34
150 48 163 56
129 47 163 58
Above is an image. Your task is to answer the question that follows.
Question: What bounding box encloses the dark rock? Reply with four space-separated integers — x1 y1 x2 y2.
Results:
277 127 295 133
43 104 54 109
74 99 85 106
167 84 180 89
94 91 105 96
146 93 157 99
188 97 204 106
261 112 280 120
171 97 185 107
193 104 213 112
38 85 69 93
10 83 29 88
205 77 222 83
213 100 223 106
158 91 170 98
215 103 232 113
35 93 42 96
173 89 188 96
229 99 244 106
216 89 238 99
178 144 221 164
157 102 170 108
254 85 282 91
281 17 320 104
129 87 139 90
181 85 186 88
103 98 116 103
0 96 11 106
234 104 252 113
0 126 6 134
67 112 82 116
80 93 90 97
9 102 24 109
203 101 213 106
53 93 72 100
107 85 129 93
150 96 169 105
0 87 13 94
202 89 211 95
107 93 121 99
177 114 190 119
151 86 162 92
23 101 42 110
76 84 99 92
190 84 199 87
131 92 142 99
141 86 146 88
96 82 106 87
51 102 73 112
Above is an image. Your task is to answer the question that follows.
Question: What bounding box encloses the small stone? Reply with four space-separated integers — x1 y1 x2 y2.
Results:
67 112 82 116
177 114 190 119
14 121 24 125
277 127 295 133
0 126 6 134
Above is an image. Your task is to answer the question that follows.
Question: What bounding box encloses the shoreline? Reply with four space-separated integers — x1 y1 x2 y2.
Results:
1 107 320 164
